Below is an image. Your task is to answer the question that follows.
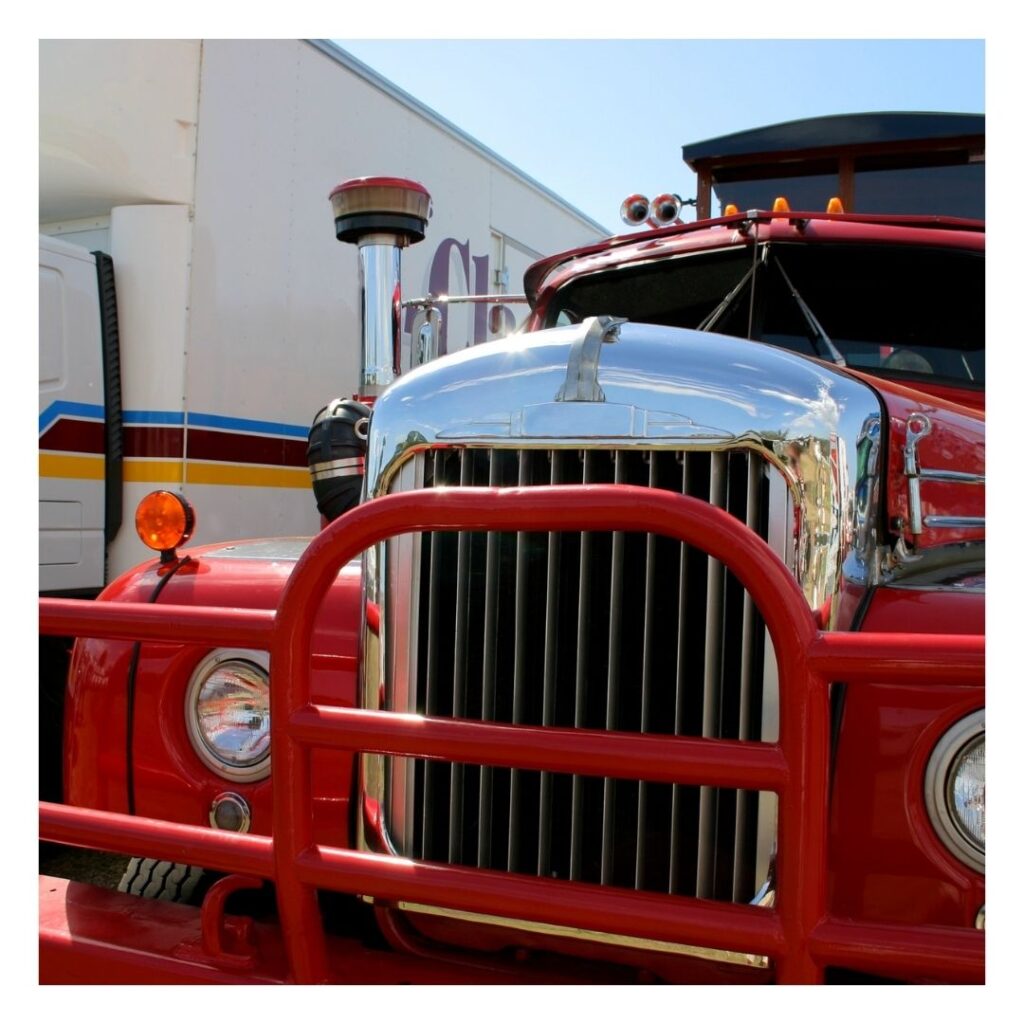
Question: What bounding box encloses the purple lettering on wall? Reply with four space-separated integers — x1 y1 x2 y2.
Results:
404 237 499 354
472 255 489 345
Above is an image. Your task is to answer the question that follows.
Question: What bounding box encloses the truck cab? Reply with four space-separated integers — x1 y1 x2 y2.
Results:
41 113 985 984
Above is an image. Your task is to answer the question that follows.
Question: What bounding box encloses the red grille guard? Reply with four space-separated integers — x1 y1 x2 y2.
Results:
39 485 985 983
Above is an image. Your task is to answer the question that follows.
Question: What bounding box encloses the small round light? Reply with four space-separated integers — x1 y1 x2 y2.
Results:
210 792 252 833
619 193 650 227
650 192 682 227
925 710 984 873
185 650 271 782
135 490 195 553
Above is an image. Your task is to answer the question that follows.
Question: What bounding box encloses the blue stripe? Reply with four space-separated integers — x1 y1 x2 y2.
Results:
186 412 309 439
40 404 307 439
123 410 186 426
39 401 104 432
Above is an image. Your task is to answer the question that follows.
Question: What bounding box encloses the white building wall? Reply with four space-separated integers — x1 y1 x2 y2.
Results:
40 38 608 565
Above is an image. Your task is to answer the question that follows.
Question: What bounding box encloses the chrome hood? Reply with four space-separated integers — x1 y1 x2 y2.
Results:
366 319 885 615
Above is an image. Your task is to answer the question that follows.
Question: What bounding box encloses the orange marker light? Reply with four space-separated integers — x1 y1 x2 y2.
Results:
723 204 739 216
772 196 791 213
135 490 196 555
826 196 845 214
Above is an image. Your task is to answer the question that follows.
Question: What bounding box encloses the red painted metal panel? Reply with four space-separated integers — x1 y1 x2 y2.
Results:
40 483 984 984
287 704 790 789
41 802 275 879
40 597 275 648
810 917 984 984
295 845 787 956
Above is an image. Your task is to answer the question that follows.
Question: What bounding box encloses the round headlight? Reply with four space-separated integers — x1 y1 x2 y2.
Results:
925 709 984 873
185 650 271 781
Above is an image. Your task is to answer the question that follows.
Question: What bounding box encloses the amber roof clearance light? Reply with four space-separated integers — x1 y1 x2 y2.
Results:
135 490 196 562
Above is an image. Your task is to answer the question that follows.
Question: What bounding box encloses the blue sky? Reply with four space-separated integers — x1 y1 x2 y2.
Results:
336 39 984 230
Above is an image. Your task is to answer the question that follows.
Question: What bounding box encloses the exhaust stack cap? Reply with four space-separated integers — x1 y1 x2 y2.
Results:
330 176 432 246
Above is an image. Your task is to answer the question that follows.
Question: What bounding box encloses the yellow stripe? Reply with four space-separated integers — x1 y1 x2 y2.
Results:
40 455 308 490
184 463 310 489
39 453 105 481
123 460 185 484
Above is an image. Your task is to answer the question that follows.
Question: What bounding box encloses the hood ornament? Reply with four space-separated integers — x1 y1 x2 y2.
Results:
554 315 628 403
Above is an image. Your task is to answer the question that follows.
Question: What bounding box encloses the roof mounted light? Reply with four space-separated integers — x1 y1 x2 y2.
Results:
135 490 195 562
619 193 650 228
772 196 791 213
827 197 845 214
650 193 683 227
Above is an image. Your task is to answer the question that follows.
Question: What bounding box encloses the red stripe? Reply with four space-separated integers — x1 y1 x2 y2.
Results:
185 428 307 468
123 425 184 459
42 419 306 468
39 419 104 455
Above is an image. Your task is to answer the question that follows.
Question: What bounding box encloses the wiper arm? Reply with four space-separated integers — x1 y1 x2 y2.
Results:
698 250 764 332
773 256 846 366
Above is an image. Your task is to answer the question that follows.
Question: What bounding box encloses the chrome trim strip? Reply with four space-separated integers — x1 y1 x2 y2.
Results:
923 515 986 529
404 293 529 307
920 468 985 484
392 900 771 969
309 455 365 481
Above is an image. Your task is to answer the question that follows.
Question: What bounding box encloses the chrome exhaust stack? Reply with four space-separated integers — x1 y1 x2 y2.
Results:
329 176 432 397
308 178 432 524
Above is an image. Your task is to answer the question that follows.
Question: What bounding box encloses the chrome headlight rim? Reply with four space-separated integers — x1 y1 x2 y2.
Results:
924 708 984 874
184 648 271 783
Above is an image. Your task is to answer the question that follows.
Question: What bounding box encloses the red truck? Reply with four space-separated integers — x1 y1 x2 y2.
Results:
40 112 985 984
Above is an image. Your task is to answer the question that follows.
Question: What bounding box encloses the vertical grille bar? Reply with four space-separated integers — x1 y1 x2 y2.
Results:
733 454 763 900
635 452 658 889
537 451 562 877
696 451 727 898
507 451 530 871
420 452 442 858
447 451 473 862
669 452 694 895
477 451 501 867
569 450 594 881
600 451 626 885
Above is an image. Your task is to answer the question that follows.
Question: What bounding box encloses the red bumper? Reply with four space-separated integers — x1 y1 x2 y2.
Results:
40 485 984 983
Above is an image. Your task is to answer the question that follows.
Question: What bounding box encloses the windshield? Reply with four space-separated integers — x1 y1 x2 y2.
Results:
545 242 984 389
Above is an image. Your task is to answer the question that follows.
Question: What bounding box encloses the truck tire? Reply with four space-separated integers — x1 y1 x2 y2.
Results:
118 858 206 903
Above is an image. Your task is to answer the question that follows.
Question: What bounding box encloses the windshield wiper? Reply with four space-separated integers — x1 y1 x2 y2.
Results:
697 250 764 333
773 256 846 366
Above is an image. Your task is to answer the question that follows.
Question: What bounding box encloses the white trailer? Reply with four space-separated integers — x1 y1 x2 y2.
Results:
39 38 606 594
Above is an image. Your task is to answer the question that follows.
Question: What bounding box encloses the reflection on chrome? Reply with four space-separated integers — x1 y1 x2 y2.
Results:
358 321 885 949
366 321 883 616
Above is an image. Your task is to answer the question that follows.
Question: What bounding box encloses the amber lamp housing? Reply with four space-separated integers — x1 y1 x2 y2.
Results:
135 490 196 561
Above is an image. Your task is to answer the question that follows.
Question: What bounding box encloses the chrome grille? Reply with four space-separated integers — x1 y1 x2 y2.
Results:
385 446 782 902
